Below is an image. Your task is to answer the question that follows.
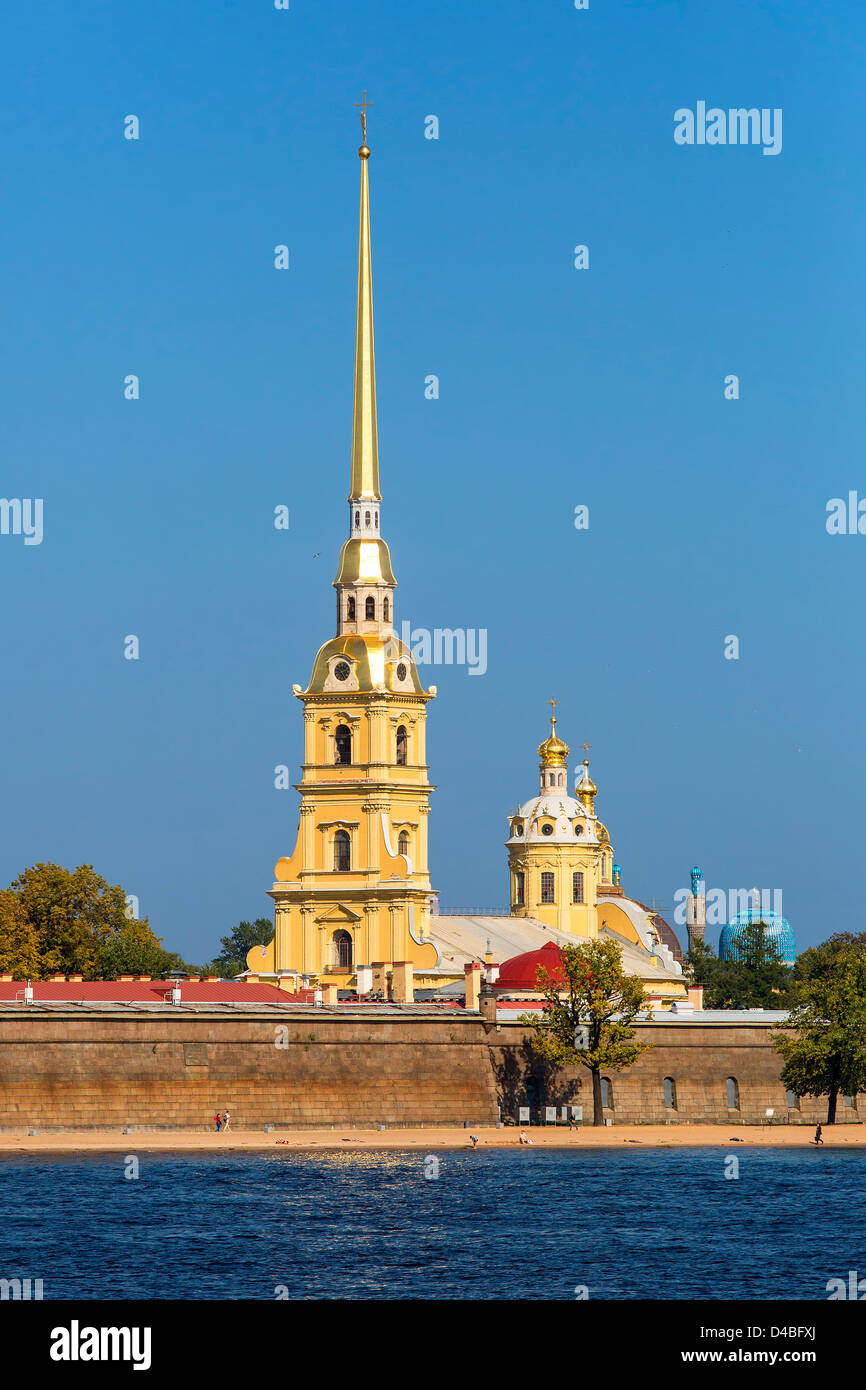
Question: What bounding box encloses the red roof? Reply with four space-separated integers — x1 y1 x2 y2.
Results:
495 941 567 993
0 979 313 1005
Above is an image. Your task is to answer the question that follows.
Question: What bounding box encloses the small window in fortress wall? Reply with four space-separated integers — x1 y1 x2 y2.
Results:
601 1077 613 1109
663 1076 677 1110
726 1077 740 1109
786 1090 799 1109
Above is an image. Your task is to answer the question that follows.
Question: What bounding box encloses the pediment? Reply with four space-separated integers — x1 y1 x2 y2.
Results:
315 902 362 926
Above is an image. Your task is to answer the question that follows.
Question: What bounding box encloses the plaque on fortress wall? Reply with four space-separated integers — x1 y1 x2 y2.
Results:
183 1042 209 1068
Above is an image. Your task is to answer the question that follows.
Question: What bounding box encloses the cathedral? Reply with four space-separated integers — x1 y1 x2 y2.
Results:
246 115 686 1007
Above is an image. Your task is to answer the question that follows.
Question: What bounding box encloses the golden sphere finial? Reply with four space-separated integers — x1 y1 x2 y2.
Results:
359 144 370 159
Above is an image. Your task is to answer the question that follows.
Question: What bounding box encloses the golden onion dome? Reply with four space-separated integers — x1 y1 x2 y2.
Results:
538 701 569 769
575 752 598 808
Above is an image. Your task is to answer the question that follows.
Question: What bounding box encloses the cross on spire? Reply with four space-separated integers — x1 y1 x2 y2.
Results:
583 740 592 763
549 695 557 728
356 90 373 144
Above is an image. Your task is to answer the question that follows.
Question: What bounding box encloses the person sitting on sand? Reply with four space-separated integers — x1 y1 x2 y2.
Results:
519 1129 533 1145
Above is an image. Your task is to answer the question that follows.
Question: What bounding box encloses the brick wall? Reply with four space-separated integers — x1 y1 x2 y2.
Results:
0 1010 499 1131
0 1010 859 1131
487 1020 863 1126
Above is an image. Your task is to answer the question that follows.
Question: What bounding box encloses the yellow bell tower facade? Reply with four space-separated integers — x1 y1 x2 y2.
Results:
250 107 439 995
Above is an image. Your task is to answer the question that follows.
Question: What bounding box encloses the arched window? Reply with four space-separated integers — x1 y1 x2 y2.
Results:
365 596 375 620
548 772 555 786
334 830 351 872
396 725 408 765
335 725 352 765
365 511 371 526
572 871 584 904
383 597 389 621
601 855 608 880
663 1076 677 1110
601 1077 614 1109
354 510 359 528
347 596 356 620
398 831 409 859
540 872 555 904
375 511 378 527
514 871 525 907
333 929 352 969
726 1077 740 1109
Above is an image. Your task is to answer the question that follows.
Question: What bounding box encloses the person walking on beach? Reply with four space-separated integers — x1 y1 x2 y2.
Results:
223 1110 231 1132
214 1112 221 1132
814 1123 823 1145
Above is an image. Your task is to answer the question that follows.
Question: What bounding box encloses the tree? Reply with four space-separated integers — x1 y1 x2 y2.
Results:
795 932 866 985
96 919 188 980
9 863 135 979
0 887 41 978
772 947 866 1123
525 939 649 1126
214 918 274 978
0 862 193 980
686 923 794 1009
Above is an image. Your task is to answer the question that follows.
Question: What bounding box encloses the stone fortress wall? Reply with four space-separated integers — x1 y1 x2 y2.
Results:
0 1008 856 1131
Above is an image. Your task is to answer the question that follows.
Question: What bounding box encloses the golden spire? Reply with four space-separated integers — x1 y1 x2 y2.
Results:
538 696 569 769
349 92 380 502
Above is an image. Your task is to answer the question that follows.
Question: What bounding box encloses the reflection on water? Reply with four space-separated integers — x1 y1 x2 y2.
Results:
0 1147 860 1300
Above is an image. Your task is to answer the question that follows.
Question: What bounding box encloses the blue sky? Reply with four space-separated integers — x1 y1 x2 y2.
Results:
1 0 862 960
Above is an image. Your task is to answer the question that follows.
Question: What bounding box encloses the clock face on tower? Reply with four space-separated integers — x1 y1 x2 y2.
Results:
334 661 351 682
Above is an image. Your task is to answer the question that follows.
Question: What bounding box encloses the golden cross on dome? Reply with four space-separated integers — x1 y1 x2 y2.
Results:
549 695 557 727
356 90 373 143
583 740 592 761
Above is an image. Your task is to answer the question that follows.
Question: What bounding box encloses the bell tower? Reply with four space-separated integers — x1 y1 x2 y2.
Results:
252 101 439 993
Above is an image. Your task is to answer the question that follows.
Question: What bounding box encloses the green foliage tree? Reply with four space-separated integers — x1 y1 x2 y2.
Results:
525 939 649 1126
214 918 274 978
772 945 866 1123
794 932 866 985
96 919 188 980
686 923 794 1009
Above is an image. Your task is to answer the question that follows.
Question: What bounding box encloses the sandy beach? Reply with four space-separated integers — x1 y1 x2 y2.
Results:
0 1123 861 1153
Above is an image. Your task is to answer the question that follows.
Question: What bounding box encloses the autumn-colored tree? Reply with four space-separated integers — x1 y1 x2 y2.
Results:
0 862 189 981
525 939 649 1126
0 887 42 978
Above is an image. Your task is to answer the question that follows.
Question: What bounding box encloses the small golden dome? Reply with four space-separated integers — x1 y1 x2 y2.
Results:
576 752 597 808
538 700 569 769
